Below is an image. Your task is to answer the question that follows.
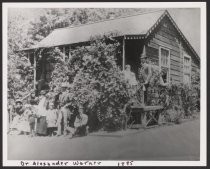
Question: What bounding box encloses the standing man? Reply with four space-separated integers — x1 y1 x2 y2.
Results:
56 83 73 136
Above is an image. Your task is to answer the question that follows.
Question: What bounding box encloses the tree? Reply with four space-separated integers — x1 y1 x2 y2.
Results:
47 36 131 131
8 9 34 100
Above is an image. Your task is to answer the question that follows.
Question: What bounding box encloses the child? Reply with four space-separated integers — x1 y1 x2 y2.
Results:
46 102 58 136
28 105 38 137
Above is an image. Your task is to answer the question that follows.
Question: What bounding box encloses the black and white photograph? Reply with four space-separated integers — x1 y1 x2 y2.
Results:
2 2 206 166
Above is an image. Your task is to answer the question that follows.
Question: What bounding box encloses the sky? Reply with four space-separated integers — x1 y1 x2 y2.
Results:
9 8 200 55
167 8 200 55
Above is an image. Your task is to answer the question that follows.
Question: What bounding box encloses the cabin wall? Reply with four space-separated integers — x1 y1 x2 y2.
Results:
182 43 200 76
145 16 200 84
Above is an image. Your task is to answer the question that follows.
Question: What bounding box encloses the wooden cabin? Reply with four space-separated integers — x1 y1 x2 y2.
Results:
20 10 200 92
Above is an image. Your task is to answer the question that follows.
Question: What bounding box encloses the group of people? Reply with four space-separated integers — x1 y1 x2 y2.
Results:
8 64 139 138
8 89 89 139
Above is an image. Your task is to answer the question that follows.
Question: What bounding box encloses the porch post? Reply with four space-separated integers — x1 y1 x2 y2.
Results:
141 45 146 58
33 51 36 90
122 36 125 71
63 46 66 61
69 46 71 59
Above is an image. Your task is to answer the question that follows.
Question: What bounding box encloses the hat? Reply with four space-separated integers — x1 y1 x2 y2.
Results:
15 99 22 104
40 90 47 95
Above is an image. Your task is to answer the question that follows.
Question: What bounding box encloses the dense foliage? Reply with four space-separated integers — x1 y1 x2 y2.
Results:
137 60 200 123
46 36 131 131
8 11 34 100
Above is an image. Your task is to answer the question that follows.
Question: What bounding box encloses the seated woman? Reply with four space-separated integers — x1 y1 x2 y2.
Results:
123 64 138 97
123 64 138 86
46 102 58 136
9 100 30 135
27 104 38 137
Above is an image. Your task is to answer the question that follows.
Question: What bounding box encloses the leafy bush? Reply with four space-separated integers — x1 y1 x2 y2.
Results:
165 105 183 124
48 36 131 131
179 85 199 117
137 60 172 108
137 59 200 122
8 12 34 101
191 71 200 112
8 54 34 100
161 83 199 120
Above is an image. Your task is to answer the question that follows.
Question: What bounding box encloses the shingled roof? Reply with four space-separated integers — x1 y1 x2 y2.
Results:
22 9 199 60
34 10 164 48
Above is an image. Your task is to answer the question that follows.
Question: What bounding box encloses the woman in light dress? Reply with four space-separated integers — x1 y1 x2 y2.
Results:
35 90 49 136
123 64 138 98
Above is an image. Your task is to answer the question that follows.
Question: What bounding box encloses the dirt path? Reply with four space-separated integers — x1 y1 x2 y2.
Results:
7 119 200 160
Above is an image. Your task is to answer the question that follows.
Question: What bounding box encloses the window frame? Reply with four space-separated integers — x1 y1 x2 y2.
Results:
183 53 192 85
159 46 171 85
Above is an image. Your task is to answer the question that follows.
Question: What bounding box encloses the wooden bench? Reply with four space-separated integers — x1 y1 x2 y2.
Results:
129 105 164 128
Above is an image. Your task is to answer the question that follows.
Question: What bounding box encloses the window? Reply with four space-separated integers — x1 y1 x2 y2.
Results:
183 54 191 85
159 47 170 85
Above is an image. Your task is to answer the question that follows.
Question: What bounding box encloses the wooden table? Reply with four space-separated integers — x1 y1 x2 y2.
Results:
129 105 164 128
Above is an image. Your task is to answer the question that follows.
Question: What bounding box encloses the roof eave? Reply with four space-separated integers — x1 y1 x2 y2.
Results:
15 46 41 53
145 10 200 62
124 34 146 40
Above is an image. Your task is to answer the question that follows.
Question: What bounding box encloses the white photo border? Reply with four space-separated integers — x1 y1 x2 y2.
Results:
2 2 207 166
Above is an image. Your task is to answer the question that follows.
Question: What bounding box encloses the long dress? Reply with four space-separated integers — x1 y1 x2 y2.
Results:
10 108 30 133
36 96 48 135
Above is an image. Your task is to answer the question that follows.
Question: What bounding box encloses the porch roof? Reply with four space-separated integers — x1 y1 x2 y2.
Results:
31 10 165 48
19 9 199 61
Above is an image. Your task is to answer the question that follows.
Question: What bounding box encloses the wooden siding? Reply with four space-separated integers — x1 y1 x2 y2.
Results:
182 46 200 75
145 16 200 84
